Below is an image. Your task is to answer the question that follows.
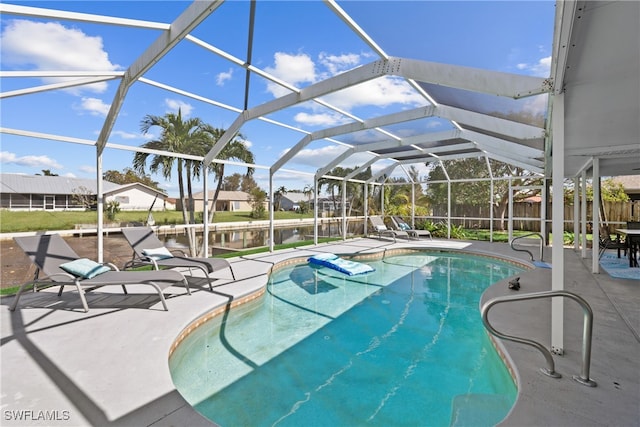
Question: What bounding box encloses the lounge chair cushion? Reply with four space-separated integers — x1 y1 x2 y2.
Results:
142 247 174 260
60 258 111 279
397 222 411 231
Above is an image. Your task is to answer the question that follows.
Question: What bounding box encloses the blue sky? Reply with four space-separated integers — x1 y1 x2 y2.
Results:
0 1 555 197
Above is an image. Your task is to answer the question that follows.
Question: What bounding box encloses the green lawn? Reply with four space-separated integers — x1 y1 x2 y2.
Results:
0 210 314 233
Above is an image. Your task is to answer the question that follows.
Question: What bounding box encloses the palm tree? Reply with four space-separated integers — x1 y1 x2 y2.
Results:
302 184 314 214
274 186 287 211
133 109 210 254
199 125 255 224
133 113 255 255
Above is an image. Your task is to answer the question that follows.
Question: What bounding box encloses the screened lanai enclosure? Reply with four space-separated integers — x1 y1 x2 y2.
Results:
1 1 639 349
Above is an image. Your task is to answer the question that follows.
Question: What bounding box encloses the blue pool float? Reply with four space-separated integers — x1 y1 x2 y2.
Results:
308 253 375 276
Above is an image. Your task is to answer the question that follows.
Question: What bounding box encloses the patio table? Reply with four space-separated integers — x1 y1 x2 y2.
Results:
615 229 640 267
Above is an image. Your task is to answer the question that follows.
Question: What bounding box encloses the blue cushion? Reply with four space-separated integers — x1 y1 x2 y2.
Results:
142 247 174 260
398 222 411 231
308 254 375 276
308 253 339 262
60 258 111 279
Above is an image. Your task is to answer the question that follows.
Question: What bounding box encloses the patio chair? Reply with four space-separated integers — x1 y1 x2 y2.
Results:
598 228 627 260
10 234 189 312
121 227 235 291
391 216 432 240
369 216 411 242
625 221 640 267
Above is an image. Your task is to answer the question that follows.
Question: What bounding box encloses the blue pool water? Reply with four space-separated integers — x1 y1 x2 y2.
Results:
170 252 523 426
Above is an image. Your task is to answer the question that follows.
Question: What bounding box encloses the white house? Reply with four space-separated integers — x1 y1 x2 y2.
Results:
181 190 255 212
0 174 173 211
279 193 309 211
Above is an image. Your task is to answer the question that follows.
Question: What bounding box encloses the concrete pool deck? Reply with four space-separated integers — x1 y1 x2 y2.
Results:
1 238 638 426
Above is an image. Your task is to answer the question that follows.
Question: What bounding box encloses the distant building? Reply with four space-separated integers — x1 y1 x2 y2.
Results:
280 193 309 211
0 173 173 211
611 175 640 201
181 190 254 212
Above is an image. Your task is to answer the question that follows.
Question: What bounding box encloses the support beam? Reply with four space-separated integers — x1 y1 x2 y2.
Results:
551 93 565 355
573 177 580 251
364 183 369 236
439 105 545 140
96 153 104 263
0 3 170 29
581 170 587 258
463 129 544 158
269 173 275 252
592 159 600 274
342 180 347 240
315 148 355 178
313 179 319 246
203 167 209 257
1 76 121 99
395 57 550 99
367 163 398 183
97 1 223 154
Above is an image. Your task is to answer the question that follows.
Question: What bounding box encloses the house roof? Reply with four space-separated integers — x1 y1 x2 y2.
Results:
611 175 640 194
192 190 251 201
282 193 309 204
0 173 167 196
0 173 120 195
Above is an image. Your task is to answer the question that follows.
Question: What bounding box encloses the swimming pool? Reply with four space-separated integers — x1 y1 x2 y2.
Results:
170 251 524 426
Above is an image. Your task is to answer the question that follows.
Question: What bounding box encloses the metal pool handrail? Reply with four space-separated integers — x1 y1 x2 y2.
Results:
510 232 544 262
481 290 597 387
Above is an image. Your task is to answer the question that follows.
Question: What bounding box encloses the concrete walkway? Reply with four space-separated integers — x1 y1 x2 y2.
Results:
1 238 638 426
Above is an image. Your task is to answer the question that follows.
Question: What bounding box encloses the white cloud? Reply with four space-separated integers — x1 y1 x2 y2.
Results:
318 52 361 76
216 68 233 86
265 52 316 97
322 77 425 111
79 165 96 174
165 99 194 116
516 56 551 77
77 97 111 116
293 112 351 127
0 19 120 94
61 172 77 178
0 151 63 169
111 130 140 140
264 51 425 127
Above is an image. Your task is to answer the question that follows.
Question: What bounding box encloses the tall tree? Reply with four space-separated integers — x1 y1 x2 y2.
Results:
199 125 255 224
133 113 256 255
240 174 259 193
103 167 161 191
222 173 243 191
133 109 211 255
274 186 287 211
317 166 372 217
425 158 542 230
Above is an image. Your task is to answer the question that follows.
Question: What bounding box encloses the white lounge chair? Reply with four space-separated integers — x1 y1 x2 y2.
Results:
121 226 235 291
10 234 189 312
369 216 411 242
391 216 432 239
